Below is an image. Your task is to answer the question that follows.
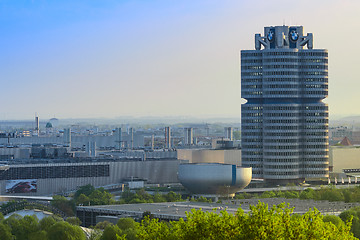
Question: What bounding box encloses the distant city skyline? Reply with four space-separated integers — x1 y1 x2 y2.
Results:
1 0 359 120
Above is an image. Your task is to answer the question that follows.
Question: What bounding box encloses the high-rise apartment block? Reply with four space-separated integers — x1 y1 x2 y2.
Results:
241 26 329 183
63 128 71 147
114 128 122 150
35 115 39 135
224 127 233 141
184 128 193 146
165 127 171 149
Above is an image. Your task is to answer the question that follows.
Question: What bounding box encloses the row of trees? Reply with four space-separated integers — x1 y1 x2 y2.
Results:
94 202 356 240
0 213 85 240
50 185 116 216
2 188 360 239
1 203 358 239
236 185 360 202
120 188 182 204
321 206 360 238
50 185 183 216
74 185 115 206
339 206 360 238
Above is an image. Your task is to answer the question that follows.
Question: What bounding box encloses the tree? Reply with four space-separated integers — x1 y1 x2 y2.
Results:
51 195 75 216
299 188 316 200
95 221 113 230
323 215 345 228
76 194 90 206
142 211 154 221
284 191 299 199
260 190 277 198
135 189 153 202
73 185 114 206
4 214 39 240
165 191 182 202
19 215 40 239
0 223 13 240
47 221 86 240
98 218 139 240
190 196 212 203
153 193 166 203
100 225 122 240
319 187 344 202
135 202 357 240
129 198 147 204
66 217 82 226
175 209 238 240
116 218 140 240
88 229 103 240
235 192 252 199
233 130 241 140
340 209 360 238
29 230 48 240
121 188 136 203
74 184 95 200
39 215 62 232
137 217 174 240
89 189 114 205
117 218 138 231
39 216 57 231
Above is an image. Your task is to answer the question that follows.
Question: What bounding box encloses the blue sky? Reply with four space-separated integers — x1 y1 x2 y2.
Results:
1 0 359 120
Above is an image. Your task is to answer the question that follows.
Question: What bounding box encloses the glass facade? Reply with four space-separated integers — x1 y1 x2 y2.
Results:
0 164 110 180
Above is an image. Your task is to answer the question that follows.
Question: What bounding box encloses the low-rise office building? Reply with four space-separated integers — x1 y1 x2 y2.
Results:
177 149 241 166
0 159 179 195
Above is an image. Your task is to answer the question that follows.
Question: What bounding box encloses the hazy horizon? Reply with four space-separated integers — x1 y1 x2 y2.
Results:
1 0 359 120
0 113 358 124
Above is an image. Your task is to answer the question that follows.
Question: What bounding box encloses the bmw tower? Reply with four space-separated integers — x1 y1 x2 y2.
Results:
241 26 328 184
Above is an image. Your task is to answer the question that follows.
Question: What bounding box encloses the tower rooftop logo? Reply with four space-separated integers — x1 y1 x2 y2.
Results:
241 26 329 184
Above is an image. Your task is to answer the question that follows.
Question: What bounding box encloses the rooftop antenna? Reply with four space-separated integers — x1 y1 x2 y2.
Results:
34 112 39 135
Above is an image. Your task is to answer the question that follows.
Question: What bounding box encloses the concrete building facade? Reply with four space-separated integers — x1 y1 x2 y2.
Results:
184 128 193 146
165 127 171 149
241 26 329 183
0 159 179 195
329 146 360 174
177 149 241 166
224 127 233 141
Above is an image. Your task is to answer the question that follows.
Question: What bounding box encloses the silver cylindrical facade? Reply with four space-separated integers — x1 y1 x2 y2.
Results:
241 26 328 182
178 163 252 194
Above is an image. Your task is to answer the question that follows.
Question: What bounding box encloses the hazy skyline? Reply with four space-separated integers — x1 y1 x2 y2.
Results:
1 0 359 120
